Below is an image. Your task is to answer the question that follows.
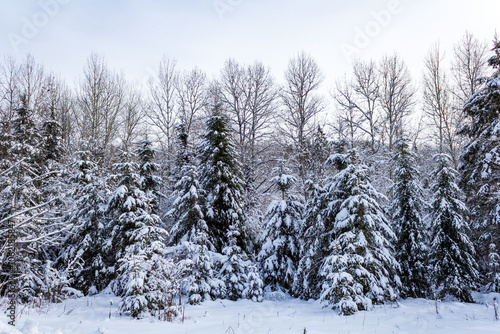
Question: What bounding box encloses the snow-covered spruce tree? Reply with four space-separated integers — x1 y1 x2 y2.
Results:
486 244 500 292
293 143 348 300
198 104 248 253
258 166 303 292
429 154 479 302
137 140 163 215
168 125 222 304
219 223 252 301
108 149 181 318
459 37 500 279
389 137 429 298
169 125 209 247
58 151 111 295
293 180 324 299
244 265 264 302
320 150 399 315
306 125 330 183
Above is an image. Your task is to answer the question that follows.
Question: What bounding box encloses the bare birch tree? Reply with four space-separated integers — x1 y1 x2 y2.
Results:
219 59 278 201
75 53 125 159
422 43 458 164
176 67 207 143
378 54 415 151
147 57 178 169
452 31 489 106
280 52 324 182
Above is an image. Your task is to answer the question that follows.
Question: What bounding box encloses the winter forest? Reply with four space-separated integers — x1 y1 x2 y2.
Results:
1 31 500 320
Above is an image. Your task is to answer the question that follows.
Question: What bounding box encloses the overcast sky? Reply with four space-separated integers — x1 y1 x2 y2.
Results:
0 0 499 91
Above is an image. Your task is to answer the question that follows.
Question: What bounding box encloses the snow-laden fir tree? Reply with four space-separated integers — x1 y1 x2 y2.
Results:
58 151 110 295
258 165 303 292
293 142 348 300
219 223 252 301
169 125 209 247
108 148 181 318
429 154 479 302
486 244 500 292
320 150 399 315
306 125 330 183
390 137 429 298
244 265 264 302
168 125 222 304
137 140 162 215
198 104 248 253
459 36 500 281
293 180 324 299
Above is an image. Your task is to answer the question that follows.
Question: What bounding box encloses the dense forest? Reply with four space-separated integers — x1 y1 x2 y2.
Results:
0 31 499 318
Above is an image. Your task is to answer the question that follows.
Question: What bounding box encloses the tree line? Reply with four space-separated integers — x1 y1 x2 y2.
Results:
0 31 499 318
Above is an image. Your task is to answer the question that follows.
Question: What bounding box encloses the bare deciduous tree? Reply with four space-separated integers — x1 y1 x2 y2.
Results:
0 56 21 124
452 31 489 106
75 53 125 158
333 60 380 152
176 67 207 143
18 54 48 114
332 76 363 147
280 52 324 181
219 59 278 200
378 54 415 151
121 86 145 151
44 75 74 151
423 43 459 164
147 57 178 166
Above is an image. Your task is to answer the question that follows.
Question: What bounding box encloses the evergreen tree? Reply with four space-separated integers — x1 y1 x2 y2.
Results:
244 265 264 302
390 137 429 298
486 243 500 292
169 125 221 304
59 151 110 294
429 154 479 302
293 145 348 300
108 149 180 318
0 100 62 302
219 223 249 301
137 140 162 214
320 151 399 315
307 125 330 183
459 37 500 278
258 166 303 292
199 104 248 253
169 125 209 247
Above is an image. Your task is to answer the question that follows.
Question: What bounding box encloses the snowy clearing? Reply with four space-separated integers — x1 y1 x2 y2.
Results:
2 293 500 334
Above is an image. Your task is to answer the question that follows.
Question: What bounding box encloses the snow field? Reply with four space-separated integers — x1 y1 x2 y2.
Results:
2 293 500 334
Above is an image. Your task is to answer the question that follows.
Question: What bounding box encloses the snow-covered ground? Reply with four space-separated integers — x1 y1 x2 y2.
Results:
1 293 500 334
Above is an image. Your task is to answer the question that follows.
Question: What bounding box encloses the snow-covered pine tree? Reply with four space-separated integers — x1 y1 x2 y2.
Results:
259 165 303 292
168 125 221 304
390 137 429 298
59 151 110 295
459 36 500 280
219 223 249 301
320 150 399 315
198 104 248 253
429 154 479 302
108 149 180 318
